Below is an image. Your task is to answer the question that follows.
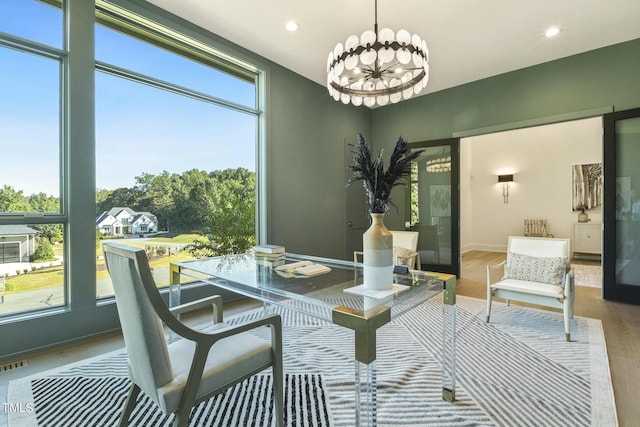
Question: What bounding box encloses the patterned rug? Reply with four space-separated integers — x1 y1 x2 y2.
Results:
8 296 617 426
573 264 602 288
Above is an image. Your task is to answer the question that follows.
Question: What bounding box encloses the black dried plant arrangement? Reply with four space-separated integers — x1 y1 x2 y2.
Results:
347 133 423 213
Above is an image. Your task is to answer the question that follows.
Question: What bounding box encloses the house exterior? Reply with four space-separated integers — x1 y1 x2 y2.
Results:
0 225 38 264
96 207 159 236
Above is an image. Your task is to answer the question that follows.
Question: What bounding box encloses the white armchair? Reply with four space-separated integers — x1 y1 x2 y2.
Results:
390 230 421 269
353 230 421 269
103 242 284 427
486 236 574 341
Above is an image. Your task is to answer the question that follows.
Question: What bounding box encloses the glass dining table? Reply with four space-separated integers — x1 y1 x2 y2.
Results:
169 253 457 427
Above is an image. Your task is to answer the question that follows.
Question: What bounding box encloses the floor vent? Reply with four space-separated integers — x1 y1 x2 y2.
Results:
0 360 28 372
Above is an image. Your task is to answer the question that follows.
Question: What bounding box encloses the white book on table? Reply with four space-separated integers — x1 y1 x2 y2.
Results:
274 261 331 276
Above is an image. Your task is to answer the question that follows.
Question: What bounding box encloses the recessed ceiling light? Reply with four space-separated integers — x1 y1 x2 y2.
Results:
286 21 299 32
545 26 561 37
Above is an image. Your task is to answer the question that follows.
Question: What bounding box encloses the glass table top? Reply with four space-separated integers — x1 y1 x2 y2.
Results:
172 253 446 323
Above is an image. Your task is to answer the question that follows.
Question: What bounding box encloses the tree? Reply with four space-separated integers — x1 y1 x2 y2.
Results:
27 192 58 212
186 172 256 257
94 167 257 238
33 238 56 262
33 224 63 244
0 185 32 212
96 227 102 249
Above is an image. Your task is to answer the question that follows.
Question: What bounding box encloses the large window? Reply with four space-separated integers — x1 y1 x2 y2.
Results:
0 1 66 317
0 0 263 327
94 12 260 298
0 0 63 49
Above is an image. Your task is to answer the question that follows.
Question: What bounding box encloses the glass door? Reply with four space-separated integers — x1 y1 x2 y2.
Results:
407 138 460 276
603 107 640 303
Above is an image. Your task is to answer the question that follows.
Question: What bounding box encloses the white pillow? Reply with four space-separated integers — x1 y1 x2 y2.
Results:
503 252 567 286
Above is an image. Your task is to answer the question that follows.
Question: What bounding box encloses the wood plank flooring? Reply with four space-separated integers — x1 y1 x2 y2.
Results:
461 250 640 427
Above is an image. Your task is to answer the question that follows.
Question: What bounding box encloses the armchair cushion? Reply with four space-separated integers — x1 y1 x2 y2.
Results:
158 322 273 414
492 278 565 299
502 252 567 286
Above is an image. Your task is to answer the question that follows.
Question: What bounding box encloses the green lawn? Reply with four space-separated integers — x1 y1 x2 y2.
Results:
2 265 64 293
148 234 206 245
2 234 203 295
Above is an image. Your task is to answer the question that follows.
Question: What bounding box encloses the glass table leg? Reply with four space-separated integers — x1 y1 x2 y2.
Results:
332 305 390 427
441 275 457 402
442 303 456 401
355 359 377 427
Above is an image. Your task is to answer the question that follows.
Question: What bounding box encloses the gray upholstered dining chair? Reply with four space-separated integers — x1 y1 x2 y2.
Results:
102 242 284 427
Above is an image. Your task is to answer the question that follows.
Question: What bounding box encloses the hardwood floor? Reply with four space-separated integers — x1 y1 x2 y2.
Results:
461 250 640 427
1 252 637 426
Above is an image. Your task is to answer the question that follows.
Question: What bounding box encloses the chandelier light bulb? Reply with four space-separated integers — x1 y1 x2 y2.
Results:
326 0 429 107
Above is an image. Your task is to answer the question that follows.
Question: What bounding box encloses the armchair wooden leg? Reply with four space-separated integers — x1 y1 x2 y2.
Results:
119 383 141 427
273 370 284 427
564 300 571 342
173 412 189 427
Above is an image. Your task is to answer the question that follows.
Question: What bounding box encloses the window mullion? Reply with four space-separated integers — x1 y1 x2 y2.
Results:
0 32 67 60
95 60 260 116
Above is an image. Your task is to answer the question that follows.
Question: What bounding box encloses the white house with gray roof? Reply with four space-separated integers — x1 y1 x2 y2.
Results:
0 225 38 264
96 207 159 236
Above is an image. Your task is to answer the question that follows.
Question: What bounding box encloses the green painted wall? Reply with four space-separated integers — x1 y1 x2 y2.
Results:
267 64 370 259
374 38 640 143
370 38 640 228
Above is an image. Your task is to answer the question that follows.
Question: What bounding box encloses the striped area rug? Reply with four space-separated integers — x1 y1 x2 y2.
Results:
29 373 328 427
8 296 617 426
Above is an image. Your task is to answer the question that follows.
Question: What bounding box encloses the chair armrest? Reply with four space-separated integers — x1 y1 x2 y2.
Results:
353 251 363 263
487 260 506 270
563 267 575 294
396 252 418 261
170 295 223 324
486 260 506 285
175 313 283 410
209 313 282 341
183 312 283 351
486 260 506 274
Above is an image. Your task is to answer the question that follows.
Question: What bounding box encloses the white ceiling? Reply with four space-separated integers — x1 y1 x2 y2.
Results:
147 0 640 97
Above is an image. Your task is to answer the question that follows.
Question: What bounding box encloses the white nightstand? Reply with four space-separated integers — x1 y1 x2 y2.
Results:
573 223 602 259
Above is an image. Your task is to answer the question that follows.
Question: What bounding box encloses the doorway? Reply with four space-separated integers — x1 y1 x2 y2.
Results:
603 107 640 304
459 117 603 289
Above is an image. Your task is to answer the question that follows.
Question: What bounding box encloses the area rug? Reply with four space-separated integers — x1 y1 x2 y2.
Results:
573 264 602 288
8 296 617 426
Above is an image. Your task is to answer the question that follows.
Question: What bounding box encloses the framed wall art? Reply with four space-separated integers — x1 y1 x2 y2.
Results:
571 163 602 211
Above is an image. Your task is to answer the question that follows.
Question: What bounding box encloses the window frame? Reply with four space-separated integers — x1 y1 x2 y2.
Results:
0 0 268 360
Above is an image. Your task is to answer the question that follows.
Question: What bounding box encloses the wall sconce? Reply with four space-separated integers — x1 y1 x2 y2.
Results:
498 174 514 203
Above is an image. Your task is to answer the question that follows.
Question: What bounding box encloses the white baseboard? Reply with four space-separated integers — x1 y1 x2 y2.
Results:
461 244 507 253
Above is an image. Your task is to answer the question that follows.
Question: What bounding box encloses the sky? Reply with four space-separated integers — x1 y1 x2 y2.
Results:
0 1 257 198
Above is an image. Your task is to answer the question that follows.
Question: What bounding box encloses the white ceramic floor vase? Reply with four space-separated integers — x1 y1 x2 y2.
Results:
363 213 393 290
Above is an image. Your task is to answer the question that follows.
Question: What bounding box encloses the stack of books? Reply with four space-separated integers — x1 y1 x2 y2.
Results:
254 244 286 267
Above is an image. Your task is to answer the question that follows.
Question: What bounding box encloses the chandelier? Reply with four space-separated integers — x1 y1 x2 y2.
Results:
426 156 451 173
326 0 429 107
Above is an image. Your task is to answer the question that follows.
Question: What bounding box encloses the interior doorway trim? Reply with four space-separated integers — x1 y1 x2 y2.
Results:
452 106 613 138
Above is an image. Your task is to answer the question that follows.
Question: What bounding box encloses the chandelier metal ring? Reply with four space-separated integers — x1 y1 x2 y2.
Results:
326 0 429 107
